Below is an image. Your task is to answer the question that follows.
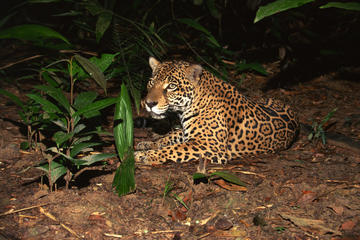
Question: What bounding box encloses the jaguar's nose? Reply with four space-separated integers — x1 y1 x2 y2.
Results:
146 101 158 109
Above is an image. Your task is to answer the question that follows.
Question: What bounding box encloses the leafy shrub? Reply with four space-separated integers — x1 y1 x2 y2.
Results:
1 54 120 190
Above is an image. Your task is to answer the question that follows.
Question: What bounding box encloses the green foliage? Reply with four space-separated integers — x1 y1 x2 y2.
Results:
113 84 134 160
0 24 70 48
162 178 189 210
177 18 220 48
193 171 246 187
274 226 286 233
235 61 268 76
112 84 136 196
1 55 119 190
308 108 337 145
320 2 360 11
255 0 314 23
255 0 360 23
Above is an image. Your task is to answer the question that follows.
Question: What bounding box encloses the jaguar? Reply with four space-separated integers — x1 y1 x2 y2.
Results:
135 57 299 165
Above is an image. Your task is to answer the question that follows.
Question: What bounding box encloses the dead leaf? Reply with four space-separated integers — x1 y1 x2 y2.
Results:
328 204 344 215
213 179 247 191
279 213 341 235
341 220 356 231
174 209 187 221
215 217 233 230
297 190 317 205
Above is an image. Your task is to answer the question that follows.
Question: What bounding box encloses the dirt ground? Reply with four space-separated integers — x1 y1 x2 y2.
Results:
0 63 360 240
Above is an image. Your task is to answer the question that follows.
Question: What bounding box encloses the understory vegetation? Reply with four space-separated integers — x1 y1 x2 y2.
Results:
0 0 359 194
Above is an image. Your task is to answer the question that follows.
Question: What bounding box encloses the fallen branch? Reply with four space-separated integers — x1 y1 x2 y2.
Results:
0 55 43 70
39 207 83 239
0 203 48 216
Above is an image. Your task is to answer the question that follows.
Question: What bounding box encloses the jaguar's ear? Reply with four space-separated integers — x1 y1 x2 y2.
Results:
149 57 160 72
186 64 203 84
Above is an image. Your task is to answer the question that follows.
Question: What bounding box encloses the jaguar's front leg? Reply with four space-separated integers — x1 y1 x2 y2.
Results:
136 129 183 150
135 139 229 165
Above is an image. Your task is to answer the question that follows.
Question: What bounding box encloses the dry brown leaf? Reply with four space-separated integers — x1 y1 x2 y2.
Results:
297 190 317 205
279 213 341 235
213 179 247 192
341 220 356 231
328 204 344 215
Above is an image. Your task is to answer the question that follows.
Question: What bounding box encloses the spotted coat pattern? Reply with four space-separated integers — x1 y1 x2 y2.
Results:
135 57 299 164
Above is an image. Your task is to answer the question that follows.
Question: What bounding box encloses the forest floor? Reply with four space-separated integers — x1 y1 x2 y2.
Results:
0 61 360 240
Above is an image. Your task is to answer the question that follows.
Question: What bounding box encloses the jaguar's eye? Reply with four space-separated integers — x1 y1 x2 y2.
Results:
167 83 177 90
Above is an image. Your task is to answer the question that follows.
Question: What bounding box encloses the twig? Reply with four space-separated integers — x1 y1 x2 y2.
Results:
0 55 43 70
0 203 49 216
39 207 83 239
73 165 106 180
104 233 123 238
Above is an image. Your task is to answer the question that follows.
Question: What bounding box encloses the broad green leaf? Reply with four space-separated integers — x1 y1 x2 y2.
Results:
83 110 101 119
128 84 141 114
40 71 59 87
73 135 93 145
74 54 107 94
254 0 315 23
320 2 360 11
177 18 211 35
34 85 71 113
236 62 268 76
51 119 67 131
193 172 207 180
36 160 67 184
113 150 136 196
0 24 70 44
207 35 221 48
47 147 77 162
72 97 117 117
72 53 119 80
73 124 86 134
20 141 29 150
113 84 135 197
96 12 113 43
177 18 220 47
79 153 116 166
113 84 133 159
53 131 74 147
27 93 61 113
210 171 247 187
74 92 98 110
70 142 101 157
90 53 120 73
0 89 25 110
73 92 100 119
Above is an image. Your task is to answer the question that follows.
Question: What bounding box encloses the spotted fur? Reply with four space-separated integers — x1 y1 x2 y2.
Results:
135 57 299 164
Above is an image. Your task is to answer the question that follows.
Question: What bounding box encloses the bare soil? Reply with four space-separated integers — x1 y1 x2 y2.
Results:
1 64 360 240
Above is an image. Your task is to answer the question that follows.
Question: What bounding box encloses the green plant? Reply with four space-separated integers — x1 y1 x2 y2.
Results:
274 226 286 233
161 177 189 210
255 0 360 23
1 54 119 190
308 108 337 145
112 83 136 196
193 171 246 187
0 24 71 49
235 60 268 76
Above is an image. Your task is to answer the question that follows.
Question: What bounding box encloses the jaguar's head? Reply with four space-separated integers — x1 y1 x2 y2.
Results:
143 57 203 119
